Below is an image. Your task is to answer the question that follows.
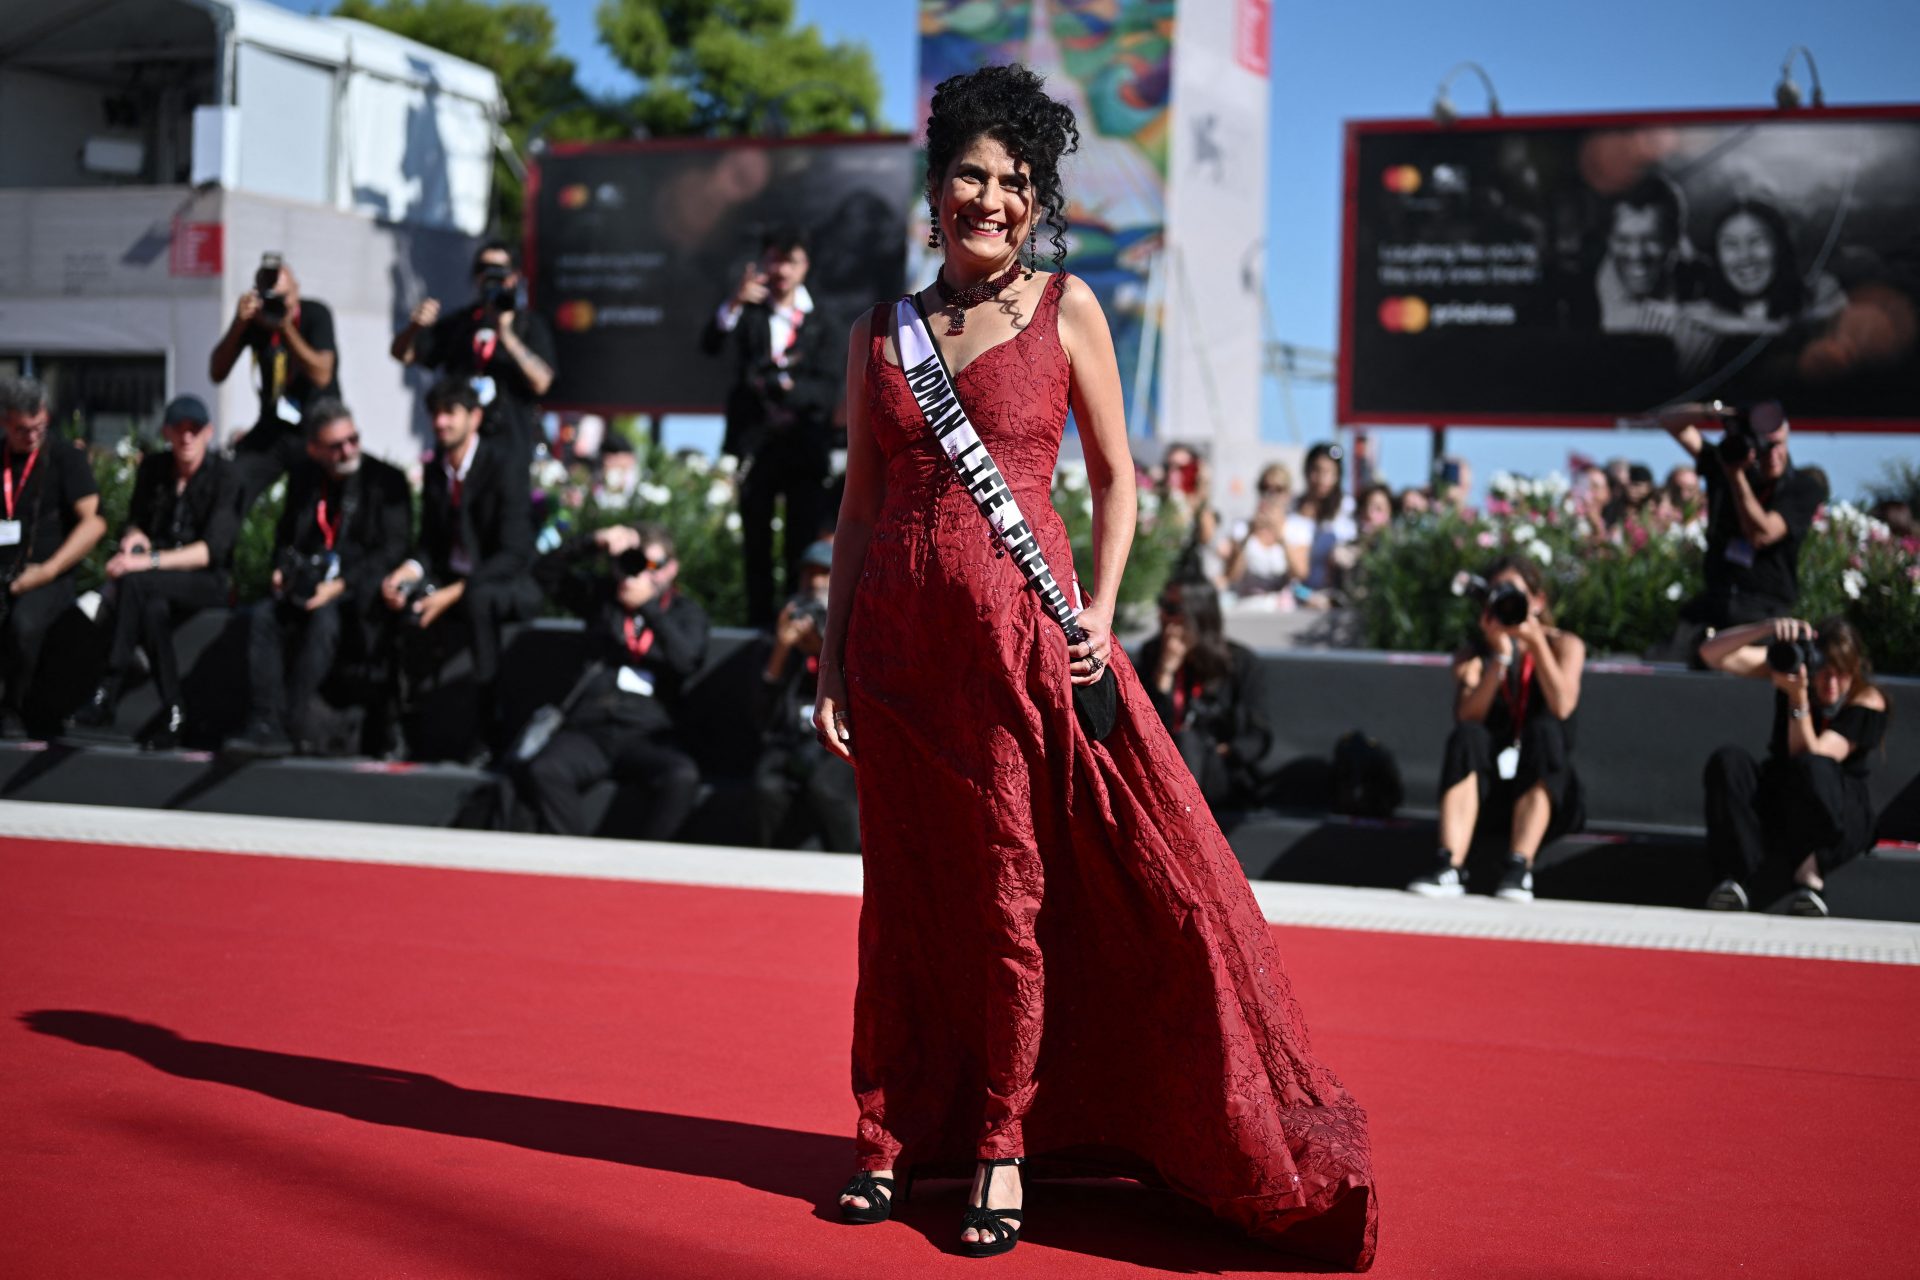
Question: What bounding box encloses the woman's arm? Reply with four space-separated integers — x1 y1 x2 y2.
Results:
1059 276 1134 681
1281 515 1311 582
1517 620 1585 720
1454 643 1503 724
813 317 887 761
1701 617 1802 678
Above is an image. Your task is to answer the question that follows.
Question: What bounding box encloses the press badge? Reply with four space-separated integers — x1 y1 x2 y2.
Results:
471 374 498 407
1724 537 1756 568
1496 744 1520 781
617 665 656 698
0 520 20 547
276 395 302 425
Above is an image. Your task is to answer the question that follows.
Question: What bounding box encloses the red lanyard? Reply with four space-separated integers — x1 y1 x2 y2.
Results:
1168 667 1204 732
1499 652 1535 731
622 615 655 662
315 490 338 550
472 312 499 363
2 445 39 519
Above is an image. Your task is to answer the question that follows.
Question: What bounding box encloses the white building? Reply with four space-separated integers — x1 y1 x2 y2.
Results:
0 0 504 463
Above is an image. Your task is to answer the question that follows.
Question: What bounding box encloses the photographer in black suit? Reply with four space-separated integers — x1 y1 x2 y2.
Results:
228 400 411 756
1 376 107 738
751 539 858 851
380 377 540 756
515 522 710 838
701 228 840 627
1657 400 1821 657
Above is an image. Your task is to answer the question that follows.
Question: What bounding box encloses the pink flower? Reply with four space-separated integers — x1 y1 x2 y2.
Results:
1476 530 1497 548
1487 498 1512 517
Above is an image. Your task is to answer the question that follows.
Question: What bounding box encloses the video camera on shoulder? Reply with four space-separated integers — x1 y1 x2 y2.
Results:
1713 399 1786 469
479 263 515 314
1458 574 1530 627
256 252 288 325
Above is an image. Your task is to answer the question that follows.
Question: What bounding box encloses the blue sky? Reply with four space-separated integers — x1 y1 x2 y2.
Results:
319 0 1919 501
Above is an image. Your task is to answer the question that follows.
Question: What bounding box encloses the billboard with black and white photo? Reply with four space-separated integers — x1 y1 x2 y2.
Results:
527 136 915 413
1339 106 1920 431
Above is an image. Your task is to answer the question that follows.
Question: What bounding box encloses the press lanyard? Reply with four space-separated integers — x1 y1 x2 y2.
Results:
315 490 339 550
1498 652 1534 738
472 312 499 364
622 615 655 661
2 446 39 519
1169 667 1204 732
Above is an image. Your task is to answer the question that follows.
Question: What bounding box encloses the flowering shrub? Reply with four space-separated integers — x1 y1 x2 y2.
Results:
1050 458 1187 628
1354 470 1918 672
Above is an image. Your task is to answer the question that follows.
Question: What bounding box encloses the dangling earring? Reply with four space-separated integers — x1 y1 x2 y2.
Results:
928 209 942 250
1024 224 1038 280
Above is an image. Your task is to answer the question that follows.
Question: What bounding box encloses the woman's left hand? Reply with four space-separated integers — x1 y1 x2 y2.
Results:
1770 662 1809 700
1068 601 1114 686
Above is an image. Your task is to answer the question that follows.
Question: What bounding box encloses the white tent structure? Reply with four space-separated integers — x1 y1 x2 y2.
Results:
0 0 505 458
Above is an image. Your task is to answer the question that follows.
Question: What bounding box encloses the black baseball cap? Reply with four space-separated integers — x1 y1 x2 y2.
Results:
162 395 212 428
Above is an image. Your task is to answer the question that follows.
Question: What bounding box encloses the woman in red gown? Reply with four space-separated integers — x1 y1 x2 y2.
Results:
812 64 1378 1268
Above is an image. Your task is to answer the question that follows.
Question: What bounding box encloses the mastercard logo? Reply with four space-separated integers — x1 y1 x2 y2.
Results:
557 184 591 210
1378 296 1430 333
555 300 596 332
1381 165 1422 195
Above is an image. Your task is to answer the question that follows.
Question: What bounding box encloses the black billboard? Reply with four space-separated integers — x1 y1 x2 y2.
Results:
1339 107 1920 431
527 136 915 413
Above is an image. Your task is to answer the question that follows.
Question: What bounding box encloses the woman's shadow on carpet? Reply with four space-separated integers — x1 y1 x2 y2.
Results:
21 1009 1337 1274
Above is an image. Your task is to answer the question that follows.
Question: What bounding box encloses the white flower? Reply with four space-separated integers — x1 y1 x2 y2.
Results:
1513 523 1537 543
680 451 711 476
536 459 568 488
1666 582 1684 601
1842 568 1866 600
1057 461 1088 491
706 480 732 508
1525 539 1552 566
724 511 742 533
637 482 671 507
714 454 739 476
1449 570 1475 597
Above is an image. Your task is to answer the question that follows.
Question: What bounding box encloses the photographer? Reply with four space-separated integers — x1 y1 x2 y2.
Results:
1 376 106 737
391 240 556 464
701 228 839 628
1136 577 1273 810
1408 556 1587 902
1699 617 1889 917
228 400 411 756
70 397 241 750
751 540 858 851
1658 400 1821 653
209 254 341 509
515 523 710 837
380 377 540 759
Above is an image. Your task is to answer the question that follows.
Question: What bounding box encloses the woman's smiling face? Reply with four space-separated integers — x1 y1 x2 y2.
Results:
1716 211 1777 301
933 134 1033 272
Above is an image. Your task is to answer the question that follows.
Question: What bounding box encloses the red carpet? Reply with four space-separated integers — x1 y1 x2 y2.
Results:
1 835 1916 1278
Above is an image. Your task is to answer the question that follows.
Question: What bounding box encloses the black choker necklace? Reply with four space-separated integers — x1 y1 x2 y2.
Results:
931 262 1025 336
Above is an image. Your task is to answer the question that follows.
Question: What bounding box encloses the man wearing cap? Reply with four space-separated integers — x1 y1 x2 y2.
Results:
70 395 242 749
1 376 107 737
751 537 858 852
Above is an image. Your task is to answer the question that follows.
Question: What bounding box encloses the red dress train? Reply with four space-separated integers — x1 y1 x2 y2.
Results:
843 275 1378 1270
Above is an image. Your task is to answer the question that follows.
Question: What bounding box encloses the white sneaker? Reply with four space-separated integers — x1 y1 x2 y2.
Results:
1408 863 1465 897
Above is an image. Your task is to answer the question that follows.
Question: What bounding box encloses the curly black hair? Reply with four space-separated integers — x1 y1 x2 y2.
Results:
925 64 1080 272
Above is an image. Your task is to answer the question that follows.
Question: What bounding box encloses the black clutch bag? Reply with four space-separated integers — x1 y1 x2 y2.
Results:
1074 664 1119 741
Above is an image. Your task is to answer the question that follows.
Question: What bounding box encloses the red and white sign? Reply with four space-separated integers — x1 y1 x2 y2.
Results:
169 220 222 277
1236 0 1270 78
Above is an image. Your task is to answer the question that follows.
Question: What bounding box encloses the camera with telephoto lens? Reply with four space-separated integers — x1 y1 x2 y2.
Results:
1766 635 1826 676
1714 399 1786 469
1458 574 1531 627
479 264 515 314
256 252 288 325
614 547 661 579
276 548 333 608
401 574 438 627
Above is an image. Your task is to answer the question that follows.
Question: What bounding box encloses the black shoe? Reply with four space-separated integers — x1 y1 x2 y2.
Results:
0 708 27 740
69 681 120 731
1705 879 1749 912
836 1169 908 1225
959 1157 1024 1258
143 704 185 751
1407 850 1466 897
1495 854 1535 902
225 717 293 759
1786 886 1829 918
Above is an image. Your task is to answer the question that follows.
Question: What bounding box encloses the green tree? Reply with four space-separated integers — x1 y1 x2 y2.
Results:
332 0 618 236
596 0 882 137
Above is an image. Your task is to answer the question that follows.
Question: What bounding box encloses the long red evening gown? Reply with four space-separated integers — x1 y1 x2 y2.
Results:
843 274 1378 1270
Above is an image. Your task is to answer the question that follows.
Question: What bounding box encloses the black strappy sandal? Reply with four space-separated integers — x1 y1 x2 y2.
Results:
959 1157 1024 1258
837 1169 906 1224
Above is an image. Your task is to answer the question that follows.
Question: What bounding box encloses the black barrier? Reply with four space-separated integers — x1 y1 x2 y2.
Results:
1340 107 1920 429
